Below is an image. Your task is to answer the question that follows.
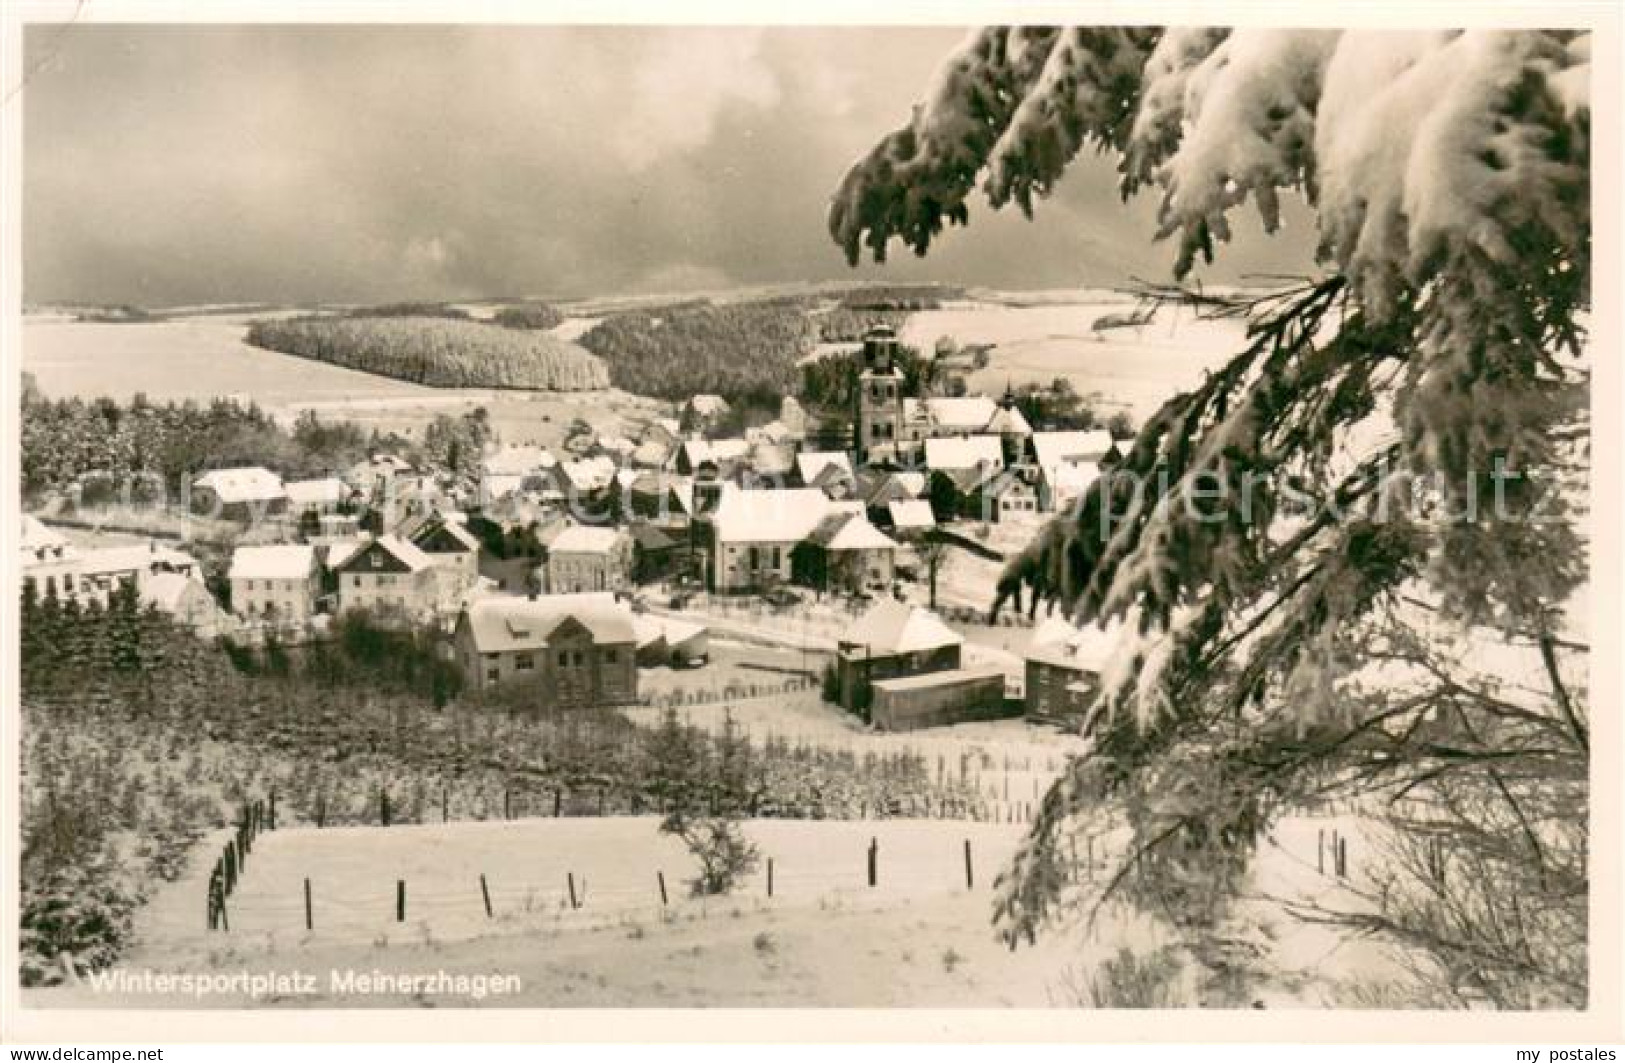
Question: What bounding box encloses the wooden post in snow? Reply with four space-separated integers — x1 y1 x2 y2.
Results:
480 874 493 919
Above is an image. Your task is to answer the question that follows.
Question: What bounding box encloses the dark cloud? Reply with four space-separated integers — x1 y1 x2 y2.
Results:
24 24 1317 307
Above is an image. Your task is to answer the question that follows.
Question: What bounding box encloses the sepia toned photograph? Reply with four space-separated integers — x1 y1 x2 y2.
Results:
1 2 1616 1038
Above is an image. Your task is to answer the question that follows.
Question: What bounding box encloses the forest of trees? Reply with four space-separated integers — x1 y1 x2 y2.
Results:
836 27 1592 1006
19 587 977 984
20 391 385 503
245 315 608 390
576 301 816 404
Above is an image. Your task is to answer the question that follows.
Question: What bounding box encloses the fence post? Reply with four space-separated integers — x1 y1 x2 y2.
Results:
567 873 579 910
964 839 974 890
1318 829 1325 875
304 877 313 931
381 789 391 828
504 788 511 821
443 788 450 823
396 879 405 922
867 838 878 887
480 874 493 919
767 858 774 898
658 871 668 906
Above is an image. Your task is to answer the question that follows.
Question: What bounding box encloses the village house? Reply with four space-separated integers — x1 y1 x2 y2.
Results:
454 592 638 707
20 518 210 611
674 438 750 477
19 517 79 602
480 444 556 502
680 394 731 433
1038 460 1103 513
409 514 484 606
924 434 1005 476
706 485 850 593
631 612 710 668
884 498 937 536
284 477 349 520
791 511 898 595
627 471 694 526
328 534 438 621
74 543 205 608
629 521 680 583
796 451 857 498
229 543 321 623
549 455 619 506
141 571 228 637
834 600 963 713
344 454 414 499
966 465 1043 522
190 467 288 523
545 524 634 593
1024 615 1119 725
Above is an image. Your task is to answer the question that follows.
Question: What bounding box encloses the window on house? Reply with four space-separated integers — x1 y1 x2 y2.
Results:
573 651 584 666
605 649 618 664
487 668 500 682
64 574 75 593
558 651 569 666
515 653 534 671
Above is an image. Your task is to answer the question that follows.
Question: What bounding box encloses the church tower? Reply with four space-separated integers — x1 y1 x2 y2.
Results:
855 326 903 467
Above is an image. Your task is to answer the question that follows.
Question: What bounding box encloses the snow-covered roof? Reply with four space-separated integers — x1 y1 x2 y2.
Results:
748 442 796 477
681 438 751 468
20 516 68 556
412 517 481 553
193 467 286 504
712 485 834 544
140 571 214 614
460 592 636 653
912 396 998 432
842 600 963 656
549 525 627 555
556 455 618 492
78 544 198 577
631 439 672 468
924 435 1004 472
887 499 937 530
1028 615 1122 673
284 478 347 506
797 451 854 486
1042 460 1102 501
631 613 707 651
871 667 1003 693
685 394 730 417
482 445 556 478
1031 430 1114 467
985 403 1033 436
327 534 435 574
229 543 316 581
808 512 898 552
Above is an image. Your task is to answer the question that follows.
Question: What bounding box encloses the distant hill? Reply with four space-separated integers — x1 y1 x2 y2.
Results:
244 314 609 390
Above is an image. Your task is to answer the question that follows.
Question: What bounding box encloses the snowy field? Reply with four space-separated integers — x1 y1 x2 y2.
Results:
24 812 1400 1008
21 313 661 448
899 301 1249 422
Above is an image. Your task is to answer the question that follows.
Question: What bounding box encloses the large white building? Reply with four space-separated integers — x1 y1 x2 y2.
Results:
229 543 321 623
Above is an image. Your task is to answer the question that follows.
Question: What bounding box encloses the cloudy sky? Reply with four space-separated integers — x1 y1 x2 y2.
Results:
24 24 1318 307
